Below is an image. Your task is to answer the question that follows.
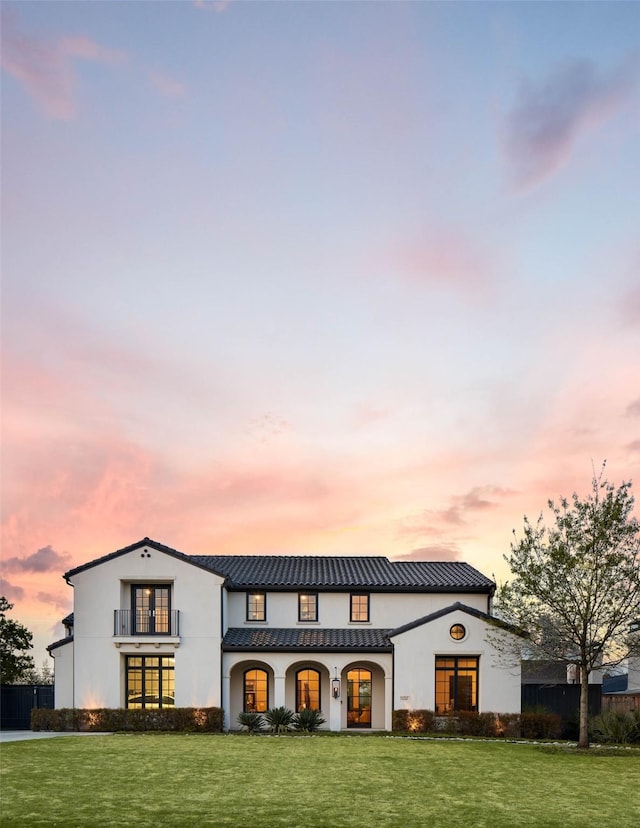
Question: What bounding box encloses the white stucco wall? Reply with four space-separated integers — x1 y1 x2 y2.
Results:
222 651 393 731
225 590 489 629
628 655 640 692
49 641 74 708
391 609 521 714
67 545 224 710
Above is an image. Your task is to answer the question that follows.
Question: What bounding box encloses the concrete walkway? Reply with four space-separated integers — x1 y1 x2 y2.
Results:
1 730 111 743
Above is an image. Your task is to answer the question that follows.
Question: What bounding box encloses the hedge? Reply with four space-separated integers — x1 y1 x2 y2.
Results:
31 707 224 733
392 710 561 739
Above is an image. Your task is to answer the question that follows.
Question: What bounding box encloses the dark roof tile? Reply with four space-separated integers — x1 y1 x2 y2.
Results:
194 555 494 592
63 537 494 593
222 627 392 652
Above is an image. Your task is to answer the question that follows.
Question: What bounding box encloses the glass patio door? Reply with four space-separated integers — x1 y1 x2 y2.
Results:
132 585 170 634
347 668 372 728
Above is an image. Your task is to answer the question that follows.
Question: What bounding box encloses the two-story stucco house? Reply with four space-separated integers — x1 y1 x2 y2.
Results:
48 537 522 730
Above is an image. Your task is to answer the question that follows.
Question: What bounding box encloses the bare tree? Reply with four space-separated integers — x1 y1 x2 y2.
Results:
496 468 640 749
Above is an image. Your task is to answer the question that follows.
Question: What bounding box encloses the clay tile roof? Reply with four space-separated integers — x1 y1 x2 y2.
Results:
222 627 392 652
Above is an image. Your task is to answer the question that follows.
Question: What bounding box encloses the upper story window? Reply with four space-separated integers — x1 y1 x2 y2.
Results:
298 592 318 622
132 585 171 635
350 593 370 622
246 591 266 622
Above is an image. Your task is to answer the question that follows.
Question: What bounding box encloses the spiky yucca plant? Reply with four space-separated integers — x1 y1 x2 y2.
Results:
265 706 295 733
237 711 265 734
292 708 326 732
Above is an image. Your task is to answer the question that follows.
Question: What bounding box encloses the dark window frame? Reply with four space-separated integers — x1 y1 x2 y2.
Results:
298 592 318 622
246 591 266 622
125 654 175 709
350 593 370 623
295 667 321 712
131 584 171 635
347 667 372 728
450 623 466 640
435 656 479 713
243 668 269 713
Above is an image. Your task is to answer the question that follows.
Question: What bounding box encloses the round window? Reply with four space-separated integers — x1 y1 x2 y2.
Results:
450 623 466 641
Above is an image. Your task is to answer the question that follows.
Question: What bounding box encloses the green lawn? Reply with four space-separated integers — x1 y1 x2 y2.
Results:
2 735 639 827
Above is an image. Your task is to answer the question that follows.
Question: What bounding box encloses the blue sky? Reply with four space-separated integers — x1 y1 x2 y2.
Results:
1 1 639 662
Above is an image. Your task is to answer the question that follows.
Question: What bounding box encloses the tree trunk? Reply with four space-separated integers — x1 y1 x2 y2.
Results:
578 664 590 749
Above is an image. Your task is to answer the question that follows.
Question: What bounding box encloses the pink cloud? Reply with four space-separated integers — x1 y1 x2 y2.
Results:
0 577 25 602
36 591 72 613
393 544 462 562
390 227 493 292
3 546 70 574
0 11 126 119
505 56 638 189
194 0 232 12
627 398 640 418
148 69 186 99
351 402 391 430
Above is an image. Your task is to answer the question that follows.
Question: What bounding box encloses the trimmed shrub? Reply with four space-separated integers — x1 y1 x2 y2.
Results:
237 711 265 733
495 713 521 738
455 712 499 737
392 709 436 733
292 708 326 732
31 707 224 733
519 711 562 740
265 706 295 734
392 709 410 731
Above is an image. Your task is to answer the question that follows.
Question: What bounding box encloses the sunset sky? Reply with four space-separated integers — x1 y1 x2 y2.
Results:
2 1 639 665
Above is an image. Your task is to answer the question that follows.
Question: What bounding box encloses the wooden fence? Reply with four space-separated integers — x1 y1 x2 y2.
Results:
601 693 640 713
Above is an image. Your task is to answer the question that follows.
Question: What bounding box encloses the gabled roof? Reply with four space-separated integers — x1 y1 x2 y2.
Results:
389 601 524 638
63 537 495 594
63 538 224 581
194 555 494 593
222 627 393 652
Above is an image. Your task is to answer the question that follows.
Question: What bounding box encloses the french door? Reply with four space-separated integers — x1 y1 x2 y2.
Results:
347 668 372 728
132 585 170 634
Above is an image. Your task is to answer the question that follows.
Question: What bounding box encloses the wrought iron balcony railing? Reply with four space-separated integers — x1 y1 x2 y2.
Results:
114 609 180 637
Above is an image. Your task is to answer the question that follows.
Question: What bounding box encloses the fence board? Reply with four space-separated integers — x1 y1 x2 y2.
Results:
1 685 54 730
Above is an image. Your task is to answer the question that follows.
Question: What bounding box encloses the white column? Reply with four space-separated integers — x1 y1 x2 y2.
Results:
221 673 231 731
384 674 393 732
274 673 286 708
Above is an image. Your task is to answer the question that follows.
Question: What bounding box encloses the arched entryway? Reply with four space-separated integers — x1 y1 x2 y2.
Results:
346 667 372 728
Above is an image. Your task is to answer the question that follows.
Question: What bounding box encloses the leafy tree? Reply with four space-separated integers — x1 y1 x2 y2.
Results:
18 659 54 686
496 469 640 749
0 597 35 684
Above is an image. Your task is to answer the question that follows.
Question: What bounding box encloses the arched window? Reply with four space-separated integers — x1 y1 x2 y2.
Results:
244 668 268 712
296 668 321 711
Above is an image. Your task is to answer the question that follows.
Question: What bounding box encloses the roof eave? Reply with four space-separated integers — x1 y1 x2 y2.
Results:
221 644 393 653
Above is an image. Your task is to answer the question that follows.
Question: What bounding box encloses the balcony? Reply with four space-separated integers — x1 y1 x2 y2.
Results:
114 609 180 637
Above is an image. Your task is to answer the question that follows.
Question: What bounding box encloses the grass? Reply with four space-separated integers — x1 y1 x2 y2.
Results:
2 734 640 827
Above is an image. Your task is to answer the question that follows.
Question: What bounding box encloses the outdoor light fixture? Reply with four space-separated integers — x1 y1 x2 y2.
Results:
332 667 340 699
